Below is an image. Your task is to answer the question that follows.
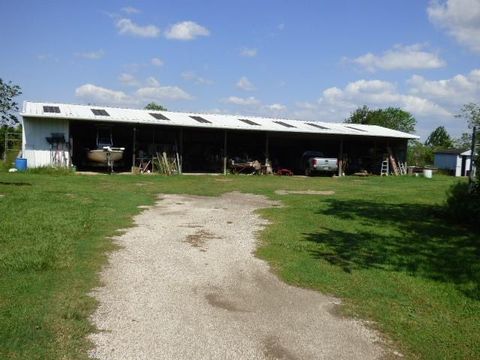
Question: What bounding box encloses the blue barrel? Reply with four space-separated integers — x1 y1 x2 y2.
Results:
15 158 27 171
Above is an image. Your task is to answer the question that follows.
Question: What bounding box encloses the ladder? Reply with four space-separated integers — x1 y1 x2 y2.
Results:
380 159 389 176
387 147 400 176
398 162 407 175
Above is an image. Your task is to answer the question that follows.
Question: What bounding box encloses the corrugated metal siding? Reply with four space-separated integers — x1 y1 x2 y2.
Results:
434 153 463 176
23 117 70 168
434 153 458 170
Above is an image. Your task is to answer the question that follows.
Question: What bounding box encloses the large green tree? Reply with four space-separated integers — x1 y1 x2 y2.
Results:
407 140 434 167
456 103 480 129
425 126 453 148
454 133 472 150
345 106 416 133
145 102 167 111
0 78 22 125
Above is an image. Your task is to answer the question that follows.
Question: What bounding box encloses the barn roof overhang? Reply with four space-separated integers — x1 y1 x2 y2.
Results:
21 101 419 140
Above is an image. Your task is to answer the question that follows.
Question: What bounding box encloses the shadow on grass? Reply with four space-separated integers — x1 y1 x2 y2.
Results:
304 199 480 299
0 181 32 186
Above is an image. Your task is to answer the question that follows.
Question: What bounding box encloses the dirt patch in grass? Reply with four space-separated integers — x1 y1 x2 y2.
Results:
205 293 245 312
185 229 219 250
263 336 299 360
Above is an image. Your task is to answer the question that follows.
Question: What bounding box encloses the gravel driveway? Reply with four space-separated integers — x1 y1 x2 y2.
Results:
89 192 386 360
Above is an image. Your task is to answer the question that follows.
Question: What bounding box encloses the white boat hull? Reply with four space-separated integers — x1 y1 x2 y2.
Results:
87 149 124 163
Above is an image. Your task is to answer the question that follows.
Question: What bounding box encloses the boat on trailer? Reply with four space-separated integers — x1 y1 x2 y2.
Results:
87 147 124 163
86 126 125 171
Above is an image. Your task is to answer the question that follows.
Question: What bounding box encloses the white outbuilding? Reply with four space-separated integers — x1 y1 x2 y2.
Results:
434 149 475 177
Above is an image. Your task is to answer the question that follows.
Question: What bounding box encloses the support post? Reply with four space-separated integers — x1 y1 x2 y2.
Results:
469 126 477 186
132 126 136 172
265 132 270 165
338 138 344 176
179 128 183 174
223 130 228 175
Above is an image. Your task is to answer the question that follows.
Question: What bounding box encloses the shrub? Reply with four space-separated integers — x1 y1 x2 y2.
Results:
445 181 480 232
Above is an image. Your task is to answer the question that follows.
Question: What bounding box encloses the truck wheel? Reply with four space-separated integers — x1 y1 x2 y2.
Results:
305 168 311 176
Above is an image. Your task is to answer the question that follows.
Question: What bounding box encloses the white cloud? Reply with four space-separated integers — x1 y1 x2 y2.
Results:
349 44 446 72
136 86 192 101
75 84 134 106
36 54 59 62
121 6 141 14
408 68 480 105
291 78 452 129
295 101 317 110
164 21 210 40
236 76 255 91
219 95 287 116
151 57 164 67
116 18 160 38
75 49 105 60
181 71 213 85
240 48 257 57
75 79 192 106
428 0 480 53
118 73 140 87
266 103 287 112
301 71 480 137
145 77 160 87
222 96 260 106
319 79 451 118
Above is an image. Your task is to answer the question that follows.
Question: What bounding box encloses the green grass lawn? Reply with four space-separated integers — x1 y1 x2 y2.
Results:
0 173 478 359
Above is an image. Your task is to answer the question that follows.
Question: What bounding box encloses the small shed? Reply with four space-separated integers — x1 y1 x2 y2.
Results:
434 149 474 176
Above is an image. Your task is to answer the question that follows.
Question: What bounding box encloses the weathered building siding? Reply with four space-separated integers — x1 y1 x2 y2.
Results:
22 117 70 168
434 153 461 175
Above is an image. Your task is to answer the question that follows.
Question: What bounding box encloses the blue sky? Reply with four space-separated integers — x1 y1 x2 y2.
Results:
1 0 479 139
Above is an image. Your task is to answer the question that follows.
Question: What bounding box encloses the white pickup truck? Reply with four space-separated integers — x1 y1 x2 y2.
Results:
301 151 338 176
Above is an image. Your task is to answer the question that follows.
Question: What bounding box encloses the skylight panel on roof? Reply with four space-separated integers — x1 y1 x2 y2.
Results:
306 122 329 130
190 115 211 124
239 118 260 126
43 106 60 113
91 109 110 116
150 113 170 120
273 120 296 128
345 125 367 132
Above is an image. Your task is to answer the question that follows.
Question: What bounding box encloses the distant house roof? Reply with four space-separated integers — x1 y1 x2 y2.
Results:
460 149 476 156
21 101 419 140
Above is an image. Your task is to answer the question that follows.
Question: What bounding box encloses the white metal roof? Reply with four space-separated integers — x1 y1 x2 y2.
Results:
461 150 476 156
21 101 418 140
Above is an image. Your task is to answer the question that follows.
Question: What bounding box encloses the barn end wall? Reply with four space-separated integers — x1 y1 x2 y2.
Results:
22 117 70 168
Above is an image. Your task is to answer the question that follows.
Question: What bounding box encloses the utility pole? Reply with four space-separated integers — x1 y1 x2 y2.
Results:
468 126 477 190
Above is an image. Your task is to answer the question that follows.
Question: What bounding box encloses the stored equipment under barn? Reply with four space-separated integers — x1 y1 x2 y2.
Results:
21 102 417 175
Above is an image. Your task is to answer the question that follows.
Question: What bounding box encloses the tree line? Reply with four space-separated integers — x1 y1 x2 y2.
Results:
344 104 479 167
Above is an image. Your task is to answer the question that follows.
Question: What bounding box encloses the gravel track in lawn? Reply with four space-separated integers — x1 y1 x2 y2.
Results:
89 192 386 360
